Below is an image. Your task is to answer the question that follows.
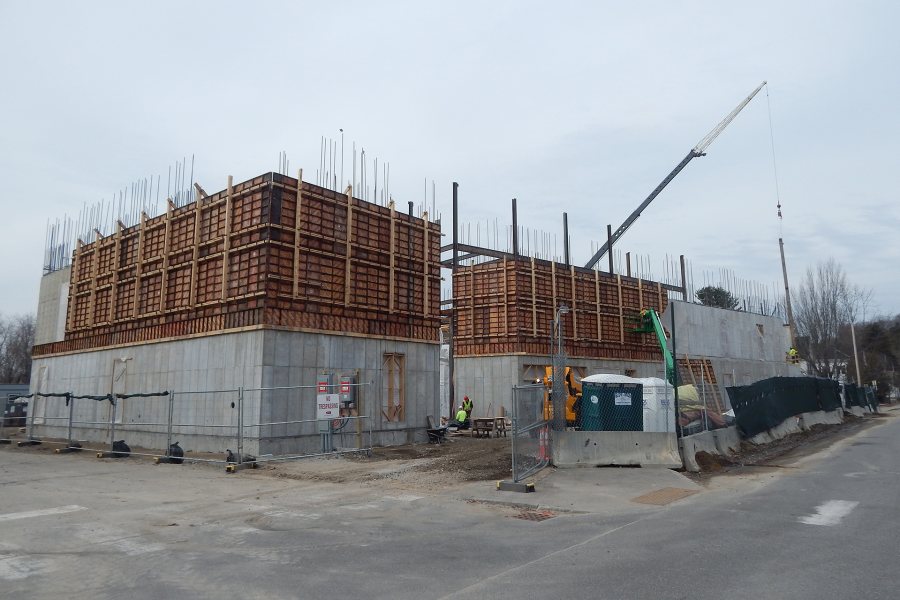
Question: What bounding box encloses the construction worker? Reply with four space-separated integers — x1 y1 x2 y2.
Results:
462 395 474 419
452 405 470 430
787 347 799 363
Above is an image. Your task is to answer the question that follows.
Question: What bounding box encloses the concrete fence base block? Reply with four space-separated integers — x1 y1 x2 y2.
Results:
712 426 741 455
799 410 842 430
848 406 867 418
551 431 681 469
749 430 774 445
679 430 719 473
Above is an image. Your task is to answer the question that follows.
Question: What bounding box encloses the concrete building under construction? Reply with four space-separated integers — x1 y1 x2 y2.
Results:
30 172 442 455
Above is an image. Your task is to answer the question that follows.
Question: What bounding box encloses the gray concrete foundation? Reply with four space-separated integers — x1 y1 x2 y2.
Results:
29 329 439 456
455 355 666 420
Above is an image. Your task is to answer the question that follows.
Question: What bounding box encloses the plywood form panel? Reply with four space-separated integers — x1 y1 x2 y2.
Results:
451 257 667 361
37 173 441 357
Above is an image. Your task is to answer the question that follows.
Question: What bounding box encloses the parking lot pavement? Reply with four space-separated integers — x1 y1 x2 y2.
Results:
0 446 705 599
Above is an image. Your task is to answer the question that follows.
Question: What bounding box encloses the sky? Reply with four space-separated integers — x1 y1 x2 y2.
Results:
2 1 899 319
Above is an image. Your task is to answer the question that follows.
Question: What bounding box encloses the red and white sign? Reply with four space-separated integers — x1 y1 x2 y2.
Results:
317 381 328 393
340 381 350 394
317 394 341 420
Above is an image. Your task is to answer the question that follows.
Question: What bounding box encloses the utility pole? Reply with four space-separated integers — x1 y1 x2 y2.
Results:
779 237 796 349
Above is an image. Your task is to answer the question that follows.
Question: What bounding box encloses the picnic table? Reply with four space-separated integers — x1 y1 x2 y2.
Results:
471 417 508 438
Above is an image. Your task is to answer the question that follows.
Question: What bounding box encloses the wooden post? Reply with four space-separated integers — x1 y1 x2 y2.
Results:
551 261 557 311
616 274 624 343
159 199 175 313
68 240 82 331
292 169 304 298
87 230 101 326
637 276 643 312
132 212 147 318
594 268 602 341
530 257 537 337
570 265 577 341
108 221 123 323
221 176 233 302
470 263 475 338
344 185 353 306
422 211 429 317
502 258 508 337
388 200 396 312
189 193 202 306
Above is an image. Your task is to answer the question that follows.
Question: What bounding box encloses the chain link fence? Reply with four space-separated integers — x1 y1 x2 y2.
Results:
511 383 549 482
5 383 372 467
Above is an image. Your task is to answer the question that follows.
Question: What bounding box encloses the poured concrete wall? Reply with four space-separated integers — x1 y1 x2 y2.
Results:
454 355 666 419
661 301 799 409
29 329 439 455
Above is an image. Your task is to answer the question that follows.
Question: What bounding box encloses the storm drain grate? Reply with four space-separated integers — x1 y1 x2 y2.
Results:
511 510 556 522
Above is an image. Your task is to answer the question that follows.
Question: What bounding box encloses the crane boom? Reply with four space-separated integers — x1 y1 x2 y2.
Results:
584 81 767 270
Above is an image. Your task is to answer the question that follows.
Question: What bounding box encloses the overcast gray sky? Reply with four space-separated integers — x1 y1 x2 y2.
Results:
2 1 898 318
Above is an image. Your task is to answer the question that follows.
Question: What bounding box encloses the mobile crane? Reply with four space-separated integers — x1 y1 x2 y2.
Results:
584 81 768 270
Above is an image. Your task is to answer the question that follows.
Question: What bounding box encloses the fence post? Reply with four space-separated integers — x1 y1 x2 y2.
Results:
66 393 74 448
109 394 118 452
27 394 37 441
237 387 244 464
166 391 174 452
511 386 519 482
701 370 709 431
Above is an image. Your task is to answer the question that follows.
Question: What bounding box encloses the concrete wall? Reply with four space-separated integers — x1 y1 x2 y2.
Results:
29 329 439 456
453 355 666 419
551 430 681 468
661 301 799 409
29 330 266 454
34 267 70 345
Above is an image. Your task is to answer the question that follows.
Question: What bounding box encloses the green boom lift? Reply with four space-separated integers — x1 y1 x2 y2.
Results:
632 309 676 386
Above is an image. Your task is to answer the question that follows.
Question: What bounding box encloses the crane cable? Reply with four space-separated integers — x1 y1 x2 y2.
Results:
765 84 783 236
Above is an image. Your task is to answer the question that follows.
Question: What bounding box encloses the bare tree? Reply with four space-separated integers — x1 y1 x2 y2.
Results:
0 313 35 384
793 259 869 380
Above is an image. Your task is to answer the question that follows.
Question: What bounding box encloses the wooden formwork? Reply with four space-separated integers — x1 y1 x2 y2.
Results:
452 257 667 361
34 172 442 357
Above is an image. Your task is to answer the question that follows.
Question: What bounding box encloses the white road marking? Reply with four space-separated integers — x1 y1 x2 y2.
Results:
382 494 423 502
0 505 87 522
75 525 165 556
799 500 859 526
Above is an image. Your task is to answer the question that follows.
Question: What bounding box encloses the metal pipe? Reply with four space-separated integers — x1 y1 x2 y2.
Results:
66 393 74 447
449 182 458 418
607 225 614 273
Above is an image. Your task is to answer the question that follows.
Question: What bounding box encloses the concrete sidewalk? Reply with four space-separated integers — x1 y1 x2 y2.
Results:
459 466 703 516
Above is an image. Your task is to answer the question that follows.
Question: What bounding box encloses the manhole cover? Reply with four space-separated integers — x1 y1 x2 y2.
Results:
631 487 698 506
511 510 556 522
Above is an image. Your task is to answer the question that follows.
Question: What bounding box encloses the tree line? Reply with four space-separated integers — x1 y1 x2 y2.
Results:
0 313 35 384
696 259 897 401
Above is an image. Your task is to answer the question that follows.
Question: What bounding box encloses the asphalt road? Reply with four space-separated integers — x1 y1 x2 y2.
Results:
0 413 896 599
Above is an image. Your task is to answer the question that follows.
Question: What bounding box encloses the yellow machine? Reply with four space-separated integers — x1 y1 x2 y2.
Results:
536 366 582 426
